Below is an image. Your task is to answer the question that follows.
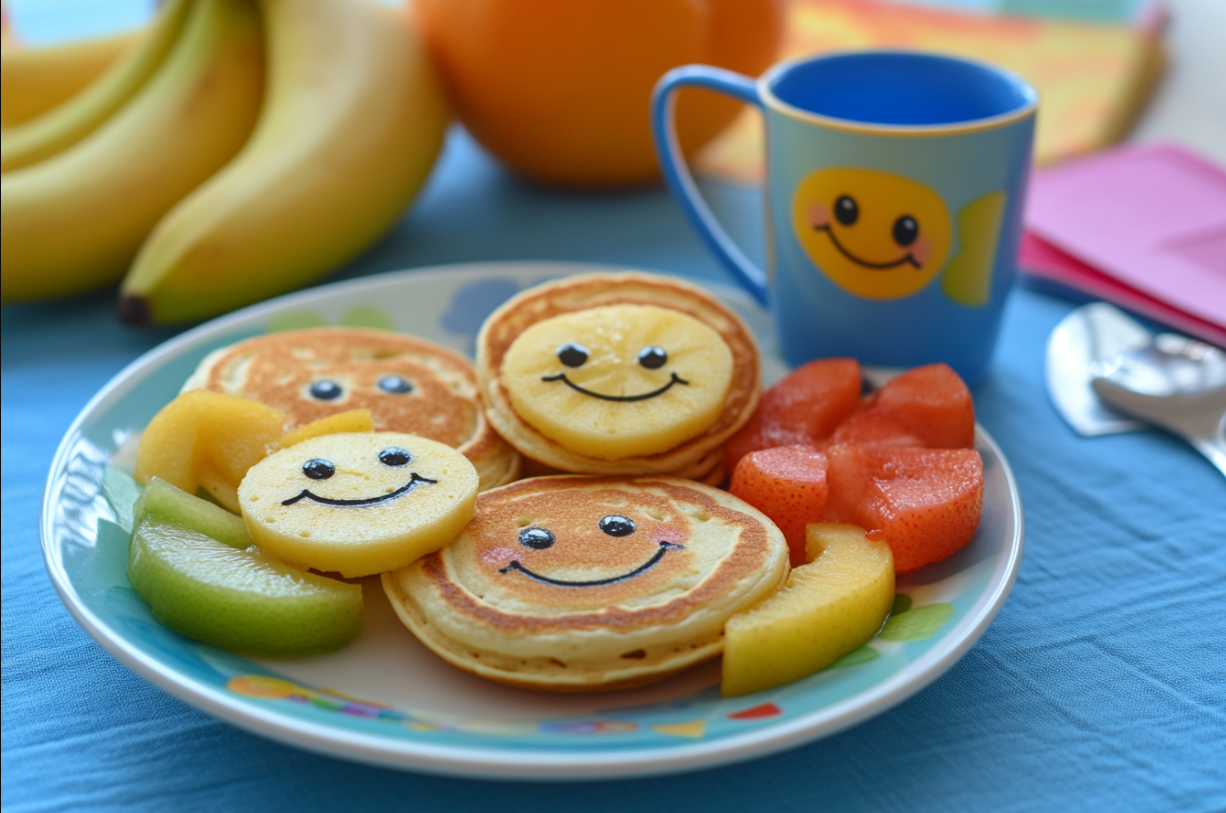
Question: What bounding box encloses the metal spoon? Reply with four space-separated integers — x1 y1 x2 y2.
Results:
1046 303 1149 436
1091 334 1226 477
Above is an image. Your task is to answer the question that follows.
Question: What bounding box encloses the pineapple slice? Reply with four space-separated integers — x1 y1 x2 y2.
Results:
501 304 733 459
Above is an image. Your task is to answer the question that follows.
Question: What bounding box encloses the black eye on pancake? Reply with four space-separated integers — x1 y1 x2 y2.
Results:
378 375 414 394
637 346 667 369
599 515 636 537
834 195 858 226
379 447 412 467
303 459 335 480
893 215 919 247
557 343 589 368
518 527 556 550
309 380 343 400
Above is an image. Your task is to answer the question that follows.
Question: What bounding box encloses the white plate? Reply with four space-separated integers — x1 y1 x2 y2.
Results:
42 262 1023 780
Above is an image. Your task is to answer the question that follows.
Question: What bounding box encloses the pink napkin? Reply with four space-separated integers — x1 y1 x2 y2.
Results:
1023 143 1226 340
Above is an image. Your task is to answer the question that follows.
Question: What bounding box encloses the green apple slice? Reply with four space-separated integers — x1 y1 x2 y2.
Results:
134 476 249 548
128 515 364 654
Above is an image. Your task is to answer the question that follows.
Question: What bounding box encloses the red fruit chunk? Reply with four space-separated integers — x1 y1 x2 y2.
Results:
729 445 828 567
825 444 983 573
830 411 925 449
725 358 861 473
863 363 975 449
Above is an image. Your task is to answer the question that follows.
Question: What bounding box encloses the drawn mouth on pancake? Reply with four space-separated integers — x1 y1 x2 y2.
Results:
499 541 684 587
281 472 436 507
540 372 689 402
812 224 920 270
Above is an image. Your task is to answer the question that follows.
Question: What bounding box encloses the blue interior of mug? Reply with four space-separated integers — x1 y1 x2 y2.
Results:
769 52 1036 125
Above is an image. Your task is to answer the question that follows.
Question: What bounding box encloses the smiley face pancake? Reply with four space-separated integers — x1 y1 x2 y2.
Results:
792 168 952 300
239 432 479 578
477 273 760 477
382 475 789 691
184 328 519 491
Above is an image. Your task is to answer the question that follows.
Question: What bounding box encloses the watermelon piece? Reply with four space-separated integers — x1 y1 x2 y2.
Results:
725 358 861 472
861 364 975 449
729 444 828 567
830 411 925 449
825 444 983 573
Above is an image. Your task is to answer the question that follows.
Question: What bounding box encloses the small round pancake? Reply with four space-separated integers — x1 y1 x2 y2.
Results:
383 475 788 692
476 273 760 476
185 328 519 491
240 432 479 578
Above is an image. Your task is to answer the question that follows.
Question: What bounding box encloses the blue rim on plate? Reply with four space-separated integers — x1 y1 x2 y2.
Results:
41 262 1024 779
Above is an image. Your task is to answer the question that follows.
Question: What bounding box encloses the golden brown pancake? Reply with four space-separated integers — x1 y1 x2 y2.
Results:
382 475 789 691
185 328 519 491
475 272 760 476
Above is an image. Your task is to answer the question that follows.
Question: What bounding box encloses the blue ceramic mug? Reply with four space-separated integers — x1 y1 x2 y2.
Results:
651 51 1038 385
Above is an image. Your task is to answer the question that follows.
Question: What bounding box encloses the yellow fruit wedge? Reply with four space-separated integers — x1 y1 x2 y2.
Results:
279 408 374 447
135 390 285 511
721 523 895 696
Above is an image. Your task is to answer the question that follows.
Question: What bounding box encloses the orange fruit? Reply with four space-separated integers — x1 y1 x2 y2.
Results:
413 0 783 187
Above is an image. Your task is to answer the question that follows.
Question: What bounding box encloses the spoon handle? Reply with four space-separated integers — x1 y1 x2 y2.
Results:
1090 377 1226 480
1190 434 1226 478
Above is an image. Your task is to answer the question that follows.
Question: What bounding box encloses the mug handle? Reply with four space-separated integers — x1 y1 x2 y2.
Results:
651 65 769 307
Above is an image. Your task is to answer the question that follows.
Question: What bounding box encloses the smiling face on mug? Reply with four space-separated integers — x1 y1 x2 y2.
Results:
792 167 952 301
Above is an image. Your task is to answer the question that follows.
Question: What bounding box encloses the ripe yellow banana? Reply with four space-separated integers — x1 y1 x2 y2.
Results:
1 28 147 129
0 0 264 303
119 0 449 325
0 0 190 172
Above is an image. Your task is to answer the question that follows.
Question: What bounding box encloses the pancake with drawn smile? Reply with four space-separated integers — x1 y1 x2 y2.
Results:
239 432 479 578
183 327 520 492
383 475 789 692
476 273 760 478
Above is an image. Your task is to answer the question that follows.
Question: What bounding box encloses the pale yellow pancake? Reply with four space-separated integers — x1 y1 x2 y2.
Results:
240 432 479 578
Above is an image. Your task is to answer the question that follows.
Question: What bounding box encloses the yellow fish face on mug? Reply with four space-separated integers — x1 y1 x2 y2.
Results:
792 168 955 301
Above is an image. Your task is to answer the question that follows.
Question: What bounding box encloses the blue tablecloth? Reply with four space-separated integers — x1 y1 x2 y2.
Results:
3 130 1224 813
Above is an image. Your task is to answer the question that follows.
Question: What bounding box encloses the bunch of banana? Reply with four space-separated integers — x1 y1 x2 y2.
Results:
1 0 449 324
2 27 147 129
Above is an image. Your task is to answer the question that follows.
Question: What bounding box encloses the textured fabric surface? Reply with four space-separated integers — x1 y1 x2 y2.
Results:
3 128 1224 813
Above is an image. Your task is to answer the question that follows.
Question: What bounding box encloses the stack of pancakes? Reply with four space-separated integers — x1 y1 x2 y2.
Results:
383 475 788 691
475 273 761 484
